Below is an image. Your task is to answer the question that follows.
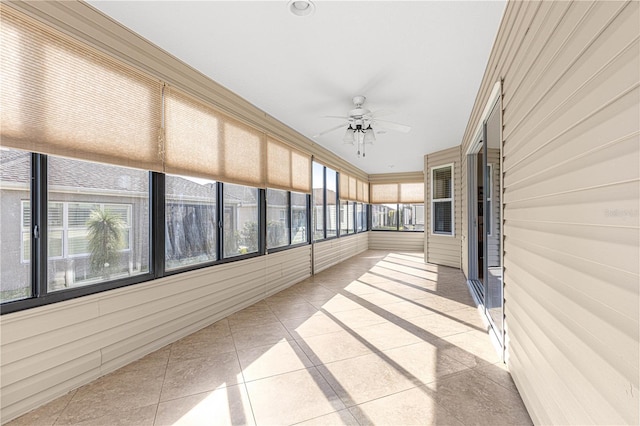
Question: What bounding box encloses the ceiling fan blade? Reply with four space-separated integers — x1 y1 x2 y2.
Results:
313 123 347 138
323 115 350 120
366 109 394 119
372 119 411 133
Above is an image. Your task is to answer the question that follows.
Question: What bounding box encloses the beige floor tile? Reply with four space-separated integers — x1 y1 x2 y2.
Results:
237 340 313 381
296 330 375 365
348 385 464 426
352 321 426 351
268 301 320 321
440 331 502 366
227 309 280 332
169 332 236 363
381 342 470 386
231 321 293 350
376 299 437 319
355 289 407 306
155 385 255 426
56 368 164 424
245 368 345 425
474 362 520 394
407 312 472 339
308 293 364 313
55 404 157 426
294 409 359 425
434 369 533 425
316 352 419 406
6 390 77 426
160 351 243 402
282 312 346 338
328 308 387 330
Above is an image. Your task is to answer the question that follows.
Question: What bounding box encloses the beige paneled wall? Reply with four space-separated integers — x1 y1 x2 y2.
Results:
313 233 369 274
368 231 424 251
424 146 462 268
0 247 312 423
459 1 639 424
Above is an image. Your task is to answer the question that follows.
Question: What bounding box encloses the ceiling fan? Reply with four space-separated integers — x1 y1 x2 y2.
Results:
313 95 411 157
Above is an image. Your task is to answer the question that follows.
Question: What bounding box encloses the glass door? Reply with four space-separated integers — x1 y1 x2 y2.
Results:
484 100 504 346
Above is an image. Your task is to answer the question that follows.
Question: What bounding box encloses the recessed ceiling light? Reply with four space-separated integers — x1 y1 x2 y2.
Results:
288 0 315 17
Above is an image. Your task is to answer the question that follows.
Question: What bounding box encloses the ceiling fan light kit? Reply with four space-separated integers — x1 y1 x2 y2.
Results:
288 0 315 17
316 95 410 158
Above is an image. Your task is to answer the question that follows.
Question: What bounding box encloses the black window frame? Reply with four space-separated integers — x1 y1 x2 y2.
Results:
1 152 312 314
370 203 425 232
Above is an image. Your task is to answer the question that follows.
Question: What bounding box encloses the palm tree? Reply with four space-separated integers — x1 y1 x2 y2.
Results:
87 208 123 278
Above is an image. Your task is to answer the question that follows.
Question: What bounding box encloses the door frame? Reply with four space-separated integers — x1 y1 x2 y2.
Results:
465 80 505 358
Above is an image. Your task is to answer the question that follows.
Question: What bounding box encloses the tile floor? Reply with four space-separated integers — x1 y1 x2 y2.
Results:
8 250 532 426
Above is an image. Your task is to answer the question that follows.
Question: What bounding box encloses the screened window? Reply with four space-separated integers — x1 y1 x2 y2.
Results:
312 162 324 241
47 156 149 291
356 203 365 232
1 148 31 303
400 204 425 231
432 165 453 235
372 204 398 230
291 192 308 244
165 174 217 270
223 183 259 257
267 189 290 249
339 200 355 235
326 168 338 238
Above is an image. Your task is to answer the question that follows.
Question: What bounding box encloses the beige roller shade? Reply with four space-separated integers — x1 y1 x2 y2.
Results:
356 180 370 203
0 6 163 171
349 176 357 200
371 182 424 203
267 136 311 192
165 87 266 187
339 172 360 201
340 172 350 200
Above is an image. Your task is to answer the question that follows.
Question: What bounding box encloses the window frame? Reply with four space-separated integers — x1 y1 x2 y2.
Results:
431 163 455 236
486 163 493 236
2 153 313 314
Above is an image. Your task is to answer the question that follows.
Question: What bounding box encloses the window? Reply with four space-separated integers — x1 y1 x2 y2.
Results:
372 204 398 230
312 162 324 241
356 203 365 232
165 174 217 270
400 204 425 231
312 162 339 241
339 200 355 235
1 149 31 303
47 157 149 291
291 192 308 244
432 165 454 235
326 168 338 238
223 183 259 257
267 189 289 249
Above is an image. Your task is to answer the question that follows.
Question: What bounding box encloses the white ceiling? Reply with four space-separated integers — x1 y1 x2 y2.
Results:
88 0 505 175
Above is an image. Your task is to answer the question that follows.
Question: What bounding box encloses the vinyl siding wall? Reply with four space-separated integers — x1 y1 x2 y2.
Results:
459 1 639 424
0 246 312 423
313 233 369 274
368 231 424 251
424 146 462 268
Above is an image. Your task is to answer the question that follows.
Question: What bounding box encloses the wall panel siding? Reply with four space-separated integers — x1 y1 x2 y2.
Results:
368 231 424 251
313 233 369 274
424 146 462 268
459 1 639 424
0 246 312 423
